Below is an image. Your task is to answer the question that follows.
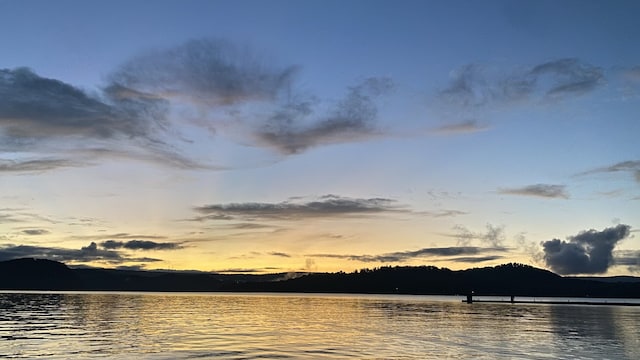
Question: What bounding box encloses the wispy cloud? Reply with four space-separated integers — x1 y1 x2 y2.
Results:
530 58 604 98
0 67 167 141
441 58 604 106
443 255 505 263
309 246 508 263
110 38 297 106
541 224 631 275
613 250 640 273
420 209 468 218
69 233 168 241
0 158 84 173
269 252 291 258
0 242 162 264
193 195 406 221
255 77 393 154
578 160 640 183
100 240 183 250
498 184 569 199
431 120 489 135
21 229 50 236
450 223 506 247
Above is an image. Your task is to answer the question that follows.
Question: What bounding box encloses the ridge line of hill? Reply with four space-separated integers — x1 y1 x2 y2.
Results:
1 258 639 298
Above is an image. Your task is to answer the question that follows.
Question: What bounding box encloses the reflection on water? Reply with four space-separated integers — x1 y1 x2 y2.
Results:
1 292 639 359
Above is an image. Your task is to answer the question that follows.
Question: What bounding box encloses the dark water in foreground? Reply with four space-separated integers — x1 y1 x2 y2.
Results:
1 292 639 359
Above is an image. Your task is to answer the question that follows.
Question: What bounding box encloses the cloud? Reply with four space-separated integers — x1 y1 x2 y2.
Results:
21 229 49 236
100 240 183 250
420 209 468 218
499 184 569 199
110 38 297 105
0 67 209 171
69 233 167 241
530 58 604 98
310 246 508 263
0 67 167 141
622 66 640 82
269 252 291 258
452 223 506 247
541 224 631 275
440 255 505 263
578 160 640 183
193 195 405 221
439 58 604 108
0 158 83 173
256 77 393 154
613 250 640 273
431 120 489 135
0 242 162 264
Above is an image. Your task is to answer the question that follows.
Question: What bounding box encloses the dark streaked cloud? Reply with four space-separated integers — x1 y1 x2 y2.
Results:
614 250 640 273
256 77 393 154
310 246 508 263
530 58 604 98
0 67 167 140
69 233 168 241
499 184 569 199
541 224 631 275
269 252 291 258
0 158 83 173
100 240 183 251
0 242 161 264
578 160 640 183
421 209 468 218
439 255 505 263
194 195 405 221
110 38 297 105
439 58 604 108
21 229 49 236
431 120 489 135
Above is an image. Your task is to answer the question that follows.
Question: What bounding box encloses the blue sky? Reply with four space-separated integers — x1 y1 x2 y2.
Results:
0 0 638 275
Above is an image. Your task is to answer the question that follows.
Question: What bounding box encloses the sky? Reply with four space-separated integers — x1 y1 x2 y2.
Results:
0 0 639 276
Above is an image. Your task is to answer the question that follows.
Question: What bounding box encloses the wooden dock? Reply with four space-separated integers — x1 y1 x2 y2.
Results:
463 296 640 306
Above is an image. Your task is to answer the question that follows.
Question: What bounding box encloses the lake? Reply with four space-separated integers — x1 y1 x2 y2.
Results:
1 291 639 359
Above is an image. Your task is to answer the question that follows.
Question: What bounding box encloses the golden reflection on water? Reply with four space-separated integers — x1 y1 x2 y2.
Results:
1 292 639 359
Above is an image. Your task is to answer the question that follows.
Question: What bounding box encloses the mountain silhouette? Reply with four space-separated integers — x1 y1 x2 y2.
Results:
1 258 639 298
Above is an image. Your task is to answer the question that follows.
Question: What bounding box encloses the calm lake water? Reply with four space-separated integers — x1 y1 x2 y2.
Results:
1 292 639 359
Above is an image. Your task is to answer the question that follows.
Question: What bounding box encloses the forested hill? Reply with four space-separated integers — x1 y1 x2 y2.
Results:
1 258 639 298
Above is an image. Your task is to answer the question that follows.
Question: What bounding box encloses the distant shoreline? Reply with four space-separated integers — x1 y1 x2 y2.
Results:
2 258 640 299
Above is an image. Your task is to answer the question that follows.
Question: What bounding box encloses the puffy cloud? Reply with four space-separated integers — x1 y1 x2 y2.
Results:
541 224 631 275
499 184 569 199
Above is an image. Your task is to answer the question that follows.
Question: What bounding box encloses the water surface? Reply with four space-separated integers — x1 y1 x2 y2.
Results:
1 292 639 359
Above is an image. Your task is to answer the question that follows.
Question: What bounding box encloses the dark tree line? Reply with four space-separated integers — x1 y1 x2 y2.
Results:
1 258 639 298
